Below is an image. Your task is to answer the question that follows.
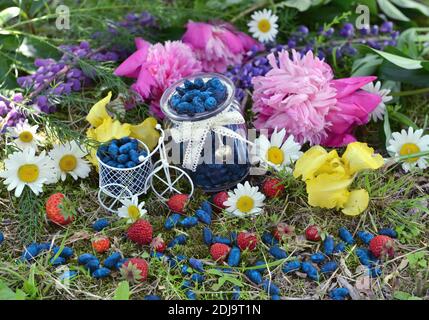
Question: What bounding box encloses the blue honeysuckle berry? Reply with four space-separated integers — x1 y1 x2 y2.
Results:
117 164 125 169
204 97 217 110
282 260 301 273
85 259 100 272
117 153 129 164
126 161 136 168
108 143 119 157
185 290 197 300
262 279 280 296
323 236 335 255
357 231 374 245
310 252 325 264
329 287 349 300
129 149 140 163
333 242 346 253
119 142 133 154
92 218 110 232
181 280 193 289
184 79 194 90
212 236 231 245
22 243 41 261
191 273 205 283
78 253 97 265
320 261 338 274
227 247 241 267
195 209 211 225
378 228 397 238
50 256 66 266
301 262 319 281
189 258 204 272
193 78 204 89
115 258 127 270
0 232 4 245
245 270 262 285
144 295 161 300
269 246 288 260
232 286 240 300
167 235 187 248
92 267 111 279
262 232 278 246
271 295 281 300
164 213 182 230
181 265 191 275
201 200 212 217
203 227 213 245
339 227 355 245
52 246 74 259
103 252 122 269
254 260 267 273
179 216 199 228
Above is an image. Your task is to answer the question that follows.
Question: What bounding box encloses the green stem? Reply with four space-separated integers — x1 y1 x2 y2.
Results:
392 150 429 161
391 87 429 97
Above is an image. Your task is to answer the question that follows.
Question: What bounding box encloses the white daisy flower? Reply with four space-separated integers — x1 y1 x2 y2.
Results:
7 120 43 151
248 9 279 43
224 181 265 217
0 148 57 197
49 141 91 182
387 127 429 172
362 81 393 122
117 195 147 223
251 128 302 172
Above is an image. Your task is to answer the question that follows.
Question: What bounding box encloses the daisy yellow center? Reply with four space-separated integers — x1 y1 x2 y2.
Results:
267 146 284 165
127 205 141 220
19 131 34 143
59 155 77 172
399 143 420 163
18 164 39 183
236 195 254 213
257 19 271 33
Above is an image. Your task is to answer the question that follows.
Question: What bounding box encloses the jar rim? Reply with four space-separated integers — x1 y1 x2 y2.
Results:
160 72 236 122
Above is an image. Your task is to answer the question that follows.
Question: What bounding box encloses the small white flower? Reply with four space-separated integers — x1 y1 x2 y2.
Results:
117 195 147 223
49 141 91 182
251 128 302 172
224 181 265 218
248 9 279 43
362 81 393 122
7 120 43 151
0 148 56 197
387 127 429 172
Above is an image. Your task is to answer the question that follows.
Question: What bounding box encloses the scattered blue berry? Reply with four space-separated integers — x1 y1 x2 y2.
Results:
92 218 110 231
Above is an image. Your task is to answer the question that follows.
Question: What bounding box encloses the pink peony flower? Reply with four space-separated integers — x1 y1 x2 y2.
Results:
182 21 262 73
114 38 202 118
251 50 381 147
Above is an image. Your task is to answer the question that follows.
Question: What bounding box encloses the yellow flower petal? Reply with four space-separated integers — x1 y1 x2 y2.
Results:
86 92 112 127
130 117 160 150
342 142 384 175
342 189 369 216
306 173 354 209
94 118 131 143
293 146 338 181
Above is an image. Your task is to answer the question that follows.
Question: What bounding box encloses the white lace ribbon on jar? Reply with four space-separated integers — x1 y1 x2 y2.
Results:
170 109 247 172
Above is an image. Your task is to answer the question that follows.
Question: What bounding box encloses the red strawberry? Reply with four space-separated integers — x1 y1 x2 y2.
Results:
210 243 230 262
262 178 284 198
150 236 166 253
237 231 258 251
127 219 153 245
120 258 148 283
92 236 110 253
212 191 229 211
167 194 189 214
369 235 395 258
45 193 74 225
274 223 295 241
305 225 321 241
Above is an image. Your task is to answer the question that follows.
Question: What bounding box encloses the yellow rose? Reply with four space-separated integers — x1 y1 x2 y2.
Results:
293 146 339 181
306 173 354 209
342 142 384 175
342 189 369 216
130 117 160 151
86 92 112 127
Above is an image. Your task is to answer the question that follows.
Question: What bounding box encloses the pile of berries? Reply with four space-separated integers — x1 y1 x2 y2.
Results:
170 77 227 115
97 137 148 169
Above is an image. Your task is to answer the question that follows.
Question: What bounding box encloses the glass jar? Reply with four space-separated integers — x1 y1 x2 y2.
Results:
160 73 250 192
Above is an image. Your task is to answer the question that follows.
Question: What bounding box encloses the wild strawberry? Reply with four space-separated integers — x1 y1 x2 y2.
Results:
150 236 166 253
237 231 258 251
212 191 229 211
92 236 110 253
45 193 74 225
369 235 395 258
167 194 189 214
274 223 295 241
262 178 284 198
127 219 153 245
210 243 230 262
305 225 322 241
120 258 148 283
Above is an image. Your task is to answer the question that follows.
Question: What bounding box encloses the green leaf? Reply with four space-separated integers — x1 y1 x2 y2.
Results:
0 6 20 27
390 0 429 16
0 280 17 300
351 54 383 76
383 108 392 150
358 0 378 14
393 291 412 300
113 281 130 300
380 61 429 87
377 0 409 21
362 46 423 69
277 0 313 12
